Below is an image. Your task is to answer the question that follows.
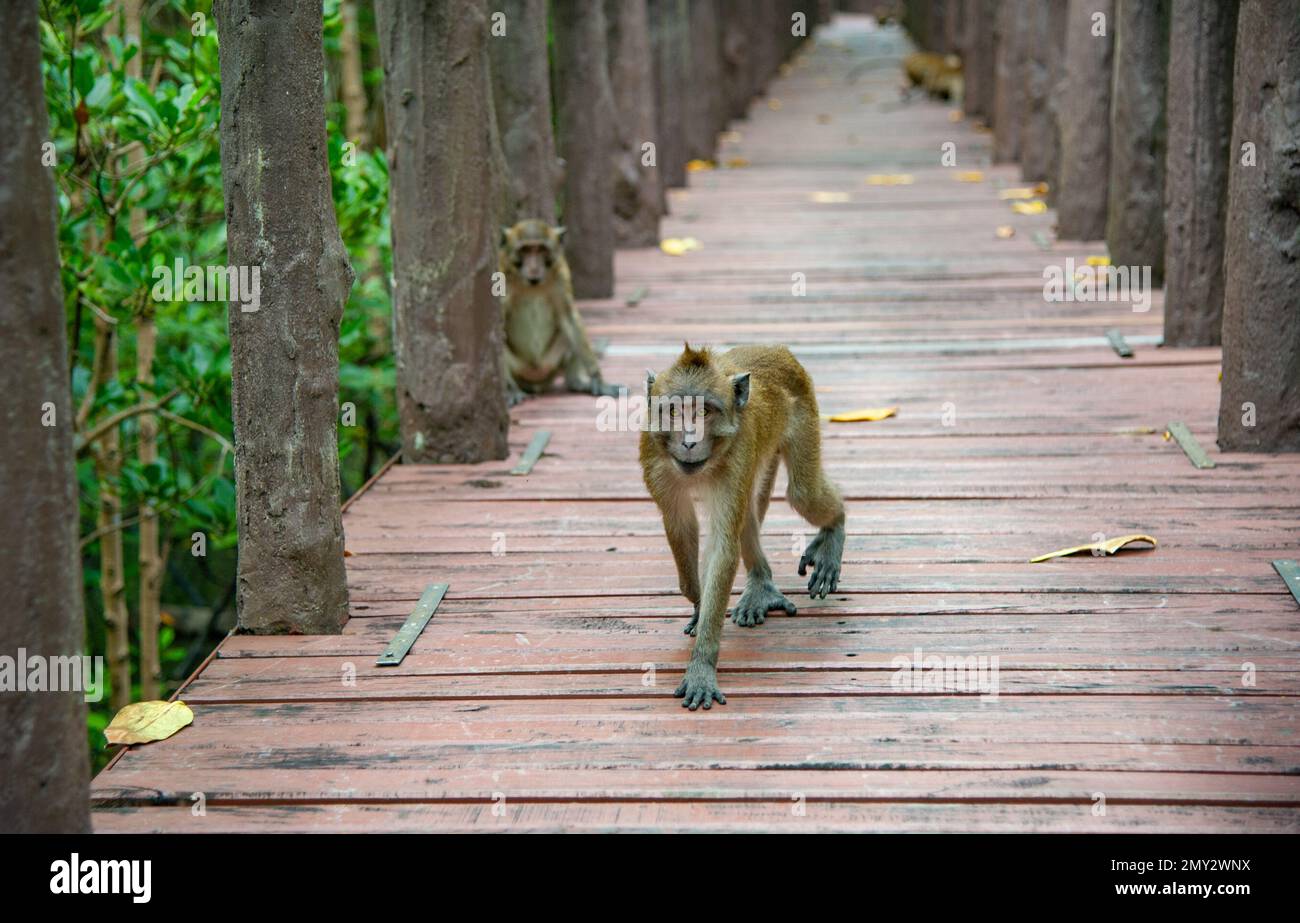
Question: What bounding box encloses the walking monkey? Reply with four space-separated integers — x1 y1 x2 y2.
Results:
640 344 846 710
498 220 621 405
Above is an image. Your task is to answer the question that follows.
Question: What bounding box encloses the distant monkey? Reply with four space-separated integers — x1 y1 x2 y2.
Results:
902 51 963 101
640 344 846 710
498 220 621 405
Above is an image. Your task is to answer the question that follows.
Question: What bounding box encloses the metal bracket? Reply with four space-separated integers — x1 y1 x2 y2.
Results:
375 583 448 667
1166 421 1215 469
510 429 551 476
1106 328 1133 358
1273 560 1300 608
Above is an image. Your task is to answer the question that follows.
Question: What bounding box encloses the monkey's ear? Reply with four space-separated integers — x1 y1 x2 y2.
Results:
645 369 656 396
498 227 511 249
554 225 567 245
731 372 751 410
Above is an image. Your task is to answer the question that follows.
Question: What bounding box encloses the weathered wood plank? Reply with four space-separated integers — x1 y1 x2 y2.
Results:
93 803 1300 834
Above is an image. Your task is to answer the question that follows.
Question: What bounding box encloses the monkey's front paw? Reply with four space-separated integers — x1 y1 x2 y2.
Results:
684 604 700 635
591 377 625 398
731 580 797 627
506 385 529 407
674 662 726 710
799 527 844 599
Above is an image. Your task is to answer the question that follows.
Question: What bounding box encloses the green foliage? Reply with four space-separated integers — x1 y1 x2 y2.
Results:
40 0 396 772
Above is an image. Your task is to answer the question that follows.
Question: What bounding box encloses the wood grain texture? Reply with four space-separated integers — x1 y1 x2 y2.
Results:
93 14 1300 834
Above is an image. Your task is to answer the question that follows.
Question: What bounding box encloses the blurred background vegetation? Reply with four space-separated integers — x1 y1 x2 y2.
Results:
39 0 394 770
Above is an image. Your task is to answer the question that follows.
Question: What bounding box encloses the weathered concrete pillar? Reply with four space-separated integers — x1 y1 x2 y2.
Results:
649 0 691 188
720 0 755 121
490 0 560 224
961 0 997 126
221 0 355 627
1105 0 1170 283
1019 0 1062 184
992 0 1026 163
1055 0 1113 239
1217 0 1300 452
553 0 618 297
0 0 91 832
686 0 724 161
607 0 663 246
1162 0 1238 347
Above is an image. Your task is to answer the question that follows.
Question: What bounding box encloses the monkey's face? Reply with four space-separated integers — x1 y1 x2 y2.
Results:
659 396 719 473
646 348 750 476
500 221 566 286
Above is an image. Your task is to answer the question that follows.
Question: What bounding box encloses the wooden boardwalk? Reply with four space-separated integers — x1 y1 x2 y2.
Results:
93 16 1300 833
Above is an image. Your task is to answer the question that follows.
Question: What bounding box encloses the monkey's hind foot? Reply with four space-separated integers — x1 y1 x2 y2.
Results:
731 579 797 627
799 524 845 599
674 661 726 710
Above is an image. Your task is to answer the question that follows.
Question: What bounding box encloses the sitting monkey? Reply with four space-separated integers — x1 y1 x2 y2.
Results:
641 344 846 710
902 51 963 101
498 220 621 405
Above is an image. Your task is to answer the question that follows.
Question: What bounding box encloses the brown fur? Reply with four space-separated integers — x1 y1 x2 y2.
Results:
903 51 963 101
640 345 846 709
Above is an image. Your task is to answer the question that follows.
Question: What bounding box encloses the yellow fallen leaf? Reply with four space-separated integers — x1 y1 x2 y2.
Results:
1033 182 1049 195
105 700 194 745
972 123 992 134
719 130 743 143
995 225 1015 238
823 407 898 423
865 174 914 186
948 109 963 122
768 98 783 110
1010 199 1047 215
956 171 985 183
1086 255 1111 266
1030 534 1157 564
811 191 851 203
686 159 715 172
723 156 750 169
659 237 702 256
999 187 1038 200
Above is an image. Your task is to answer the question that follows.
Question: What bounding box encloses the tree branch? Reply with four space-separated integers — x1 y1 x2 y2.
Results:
75 386 180 453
